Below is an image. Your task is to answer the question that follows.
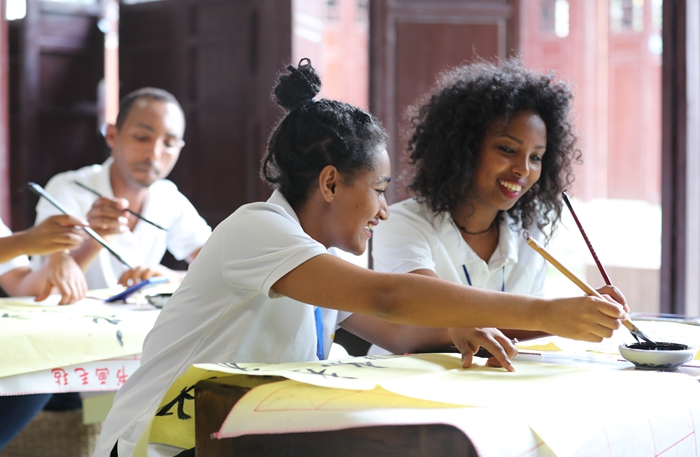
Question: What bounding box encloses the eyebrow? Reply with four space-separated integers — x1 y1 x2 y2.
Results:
501 134 546 149
378 176 392 184
135 122 180 139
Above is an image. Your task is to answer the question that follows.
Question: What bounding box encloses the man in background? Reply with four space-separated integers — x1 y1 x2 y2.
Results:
34 87 211 289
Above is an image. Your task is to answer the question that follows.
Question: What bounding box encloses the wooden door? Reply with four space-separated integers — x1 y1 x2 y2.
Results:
370 0 519 204
8 0 104 230
120 0 292 228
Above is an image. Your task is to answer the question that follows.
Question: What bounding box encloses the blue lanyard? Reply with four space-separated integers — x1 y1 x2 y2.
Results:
314 306 325 360
462 264 505 292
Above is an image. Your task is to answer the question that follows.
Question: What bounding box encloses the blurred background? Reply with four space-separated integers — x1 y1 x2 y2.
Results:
1 0 697 316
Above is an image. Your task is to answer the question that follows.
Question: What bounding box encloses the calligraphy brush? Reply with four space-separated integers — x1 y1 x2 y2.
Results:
561 192 655 344
523 230 655 345
28 182 134 269
562 191 612 285
73 181 168 232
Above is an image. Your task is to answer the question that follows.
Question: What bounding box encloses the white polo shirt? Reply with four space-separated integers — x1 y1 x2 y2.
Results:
0 219 29 277
372 198 547 295
33 158 212 289
94 190 351 457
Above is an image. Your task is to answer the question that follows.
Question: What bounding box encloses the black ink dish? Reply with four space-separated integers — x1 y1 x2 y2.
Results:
619 342 697 371
626 342 688 351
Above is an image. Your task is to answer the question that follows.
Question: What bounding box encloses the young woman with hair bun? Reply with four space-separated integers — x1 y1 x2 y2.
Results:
96 58 625 457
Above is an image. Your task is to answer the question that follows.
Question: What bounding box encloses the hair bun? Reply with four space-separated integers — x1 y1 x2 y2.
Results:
274 58 322 111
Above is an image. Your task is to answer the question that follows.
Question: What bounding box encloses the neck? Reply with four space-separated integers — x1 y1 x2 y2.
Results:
451 202 500 262
294 195 333 250
109 166 149 214
451 202 499 236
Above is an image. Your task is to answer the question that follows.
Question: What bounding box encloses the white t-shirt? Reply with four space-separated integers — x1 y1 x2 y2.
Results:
369 198 548 355
0 219 29 277
94 190 352 457
33 158 212 289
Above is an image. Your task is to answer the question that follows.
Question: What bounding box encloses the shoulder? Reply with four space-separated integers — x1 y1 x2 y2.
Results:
382 198 444 230
150 179 202 215
214 200 306 245
150 179 185 200
45 163 105 189
228 200 300 229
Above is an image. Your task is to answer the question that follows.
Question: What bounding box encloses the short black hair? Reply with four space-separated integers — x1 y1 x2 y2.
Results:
406 58 579 238
115 87 184 131
261 59 387 207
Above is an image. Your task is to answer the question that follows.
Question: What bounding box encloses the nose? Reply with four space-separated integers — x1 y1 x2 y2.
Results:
144 138 166 161
377 196 389 221
512 154 530 178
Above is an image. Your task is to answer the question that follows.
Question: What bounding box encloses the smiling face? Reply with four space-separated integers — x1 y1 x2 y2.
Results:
467 110 547 214
329 148 391 255
106 97 185 189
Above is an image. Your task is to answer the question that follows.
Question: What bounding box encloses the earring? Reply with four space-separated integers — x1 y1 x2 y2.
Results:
330 196 334 201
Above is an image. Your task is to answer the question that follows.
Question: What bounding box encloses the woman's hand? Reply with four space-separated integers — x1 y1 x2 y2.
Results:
596 284 629 312
539 295 625 342
35 252 87 305
18 215 86 256
448 327 517 372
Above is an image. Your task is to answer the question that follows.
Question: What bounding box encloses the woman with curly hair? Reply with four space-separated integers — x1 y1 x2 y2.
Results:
95 59 626 457
372 58 626 365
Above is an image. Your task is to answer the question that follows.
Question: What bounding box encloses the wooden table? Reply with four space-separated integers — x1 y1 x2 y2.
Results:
194 376 478 457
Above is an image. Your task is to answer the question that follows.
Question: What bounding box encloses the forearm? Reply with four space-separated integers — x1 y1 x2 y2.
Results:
0 234 32 264
274 254 623 342
362 272 547 331
0 266 46 296
67 238 103 271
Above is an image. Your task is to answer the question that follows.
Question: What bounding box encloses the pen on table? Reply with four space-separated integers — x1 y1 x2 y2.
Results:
28 182 135 269
73 180 168 232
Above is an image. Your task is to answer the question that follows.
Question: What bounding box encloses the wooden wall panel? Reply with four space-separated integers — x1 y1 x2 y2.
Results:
0 0 9 221
120 0 291 232
370 0 516 204
9 1 104 230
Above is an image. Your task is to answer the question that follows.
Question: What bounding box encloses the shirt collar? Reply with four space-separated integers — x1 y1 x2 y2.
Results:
491 213 521 267
434 208 521 268
268 190 302 224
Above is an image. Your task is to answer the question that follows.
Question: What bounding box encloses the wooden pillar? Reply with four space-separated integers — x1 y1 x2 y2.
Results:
0 0 10 222
660 0 700 315
103 0 119 125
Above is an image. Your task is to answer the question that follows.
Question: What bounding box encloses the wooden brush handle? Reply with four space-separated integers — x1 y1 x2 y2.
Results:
524 234 634 326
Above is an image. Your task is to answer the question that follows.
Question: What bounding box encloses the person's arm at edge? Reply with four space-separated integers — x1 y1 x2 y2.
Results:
0 253 86 304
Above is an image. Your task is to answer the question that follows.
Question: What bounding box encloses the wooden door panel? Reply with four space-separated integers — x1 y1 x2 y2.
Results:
395 22 501 122
121 0 291 235
370 0 516 204
9 1 104 229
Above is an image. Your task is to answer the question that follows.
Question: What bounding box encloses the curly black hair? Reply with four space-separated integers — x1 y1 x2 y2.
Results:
406 58 580 238
261 58 387 207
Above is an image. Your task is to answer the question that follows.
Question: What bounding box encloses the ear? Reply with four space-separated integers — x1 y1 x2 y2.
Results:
318 165 339 203
105 124 118 150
